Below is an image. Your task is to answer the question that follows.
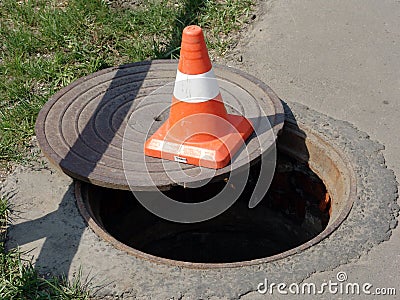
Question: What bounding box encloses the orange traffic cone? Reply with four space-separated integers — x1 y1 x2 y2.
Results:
144 25 254 169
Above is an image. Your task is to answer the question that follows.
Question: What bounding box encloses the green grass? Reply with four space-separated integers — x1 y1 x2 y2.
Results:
0 197 91 299
0 0 254 298
0 0 254 163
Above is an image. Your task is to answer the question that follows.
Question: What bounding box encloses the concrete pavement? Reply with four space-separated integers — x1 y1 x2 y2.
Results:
229 0 400 298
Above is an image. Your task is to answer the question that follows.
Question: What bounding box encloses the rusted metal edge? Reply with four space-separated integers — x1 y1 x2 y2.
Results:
75 121 356 269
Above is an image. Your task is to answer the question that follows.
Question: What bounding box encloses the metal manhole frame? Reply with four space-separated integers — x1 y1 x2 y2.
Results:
75 117 356 269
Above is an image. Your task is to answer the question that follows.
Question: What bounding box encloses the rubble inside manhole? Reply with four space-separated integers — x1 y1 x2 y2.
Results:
79 152 330 264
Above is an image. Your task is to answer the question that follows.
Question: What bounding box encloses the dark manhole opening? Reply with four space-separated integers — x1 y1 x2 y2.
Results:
80 152 331 264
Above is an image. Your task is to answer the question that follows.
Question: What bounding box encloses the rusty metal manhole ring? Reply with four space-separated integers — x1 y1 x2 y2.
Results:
75 107 356 268
35 60 284 191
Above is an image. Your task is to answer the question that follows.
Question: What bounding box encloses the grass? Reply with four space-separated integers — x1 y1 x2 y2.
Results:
0 0 255 298
0 0 254 163
0 197 91 299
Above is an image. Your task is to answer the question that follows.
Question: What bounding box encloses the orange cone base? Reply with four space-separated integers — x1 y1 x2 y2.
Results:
144 115 253 169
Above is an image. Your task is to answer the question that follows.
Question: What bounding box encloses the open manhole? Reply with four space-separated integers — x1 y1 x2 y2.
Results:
76 119 355 268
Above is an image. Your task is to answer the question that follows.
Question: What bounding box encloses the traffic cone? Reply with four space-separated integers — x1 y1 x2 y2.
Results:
144 25 254 169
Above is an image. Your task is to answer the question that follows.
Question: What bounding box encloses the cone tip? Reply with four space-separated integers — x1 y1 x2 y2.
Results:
183 25 203 36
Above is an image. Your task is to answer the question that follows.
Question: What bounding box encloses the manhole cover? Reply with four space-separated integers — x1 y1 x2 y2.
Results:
35 60 284 190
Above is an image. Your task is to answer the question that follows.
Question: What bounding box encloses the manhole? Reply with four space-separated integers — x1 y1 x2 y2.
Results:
30 58 398 297
76 118 355 268
4 99 396 298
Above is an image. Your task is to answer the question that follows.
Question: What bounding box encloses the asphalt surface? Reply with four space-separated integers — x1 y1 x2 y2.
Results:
229 0 400 298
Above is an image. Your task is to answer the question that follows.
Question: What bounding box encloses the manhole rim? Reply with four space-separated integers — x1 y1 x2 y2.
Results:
75 120 356 269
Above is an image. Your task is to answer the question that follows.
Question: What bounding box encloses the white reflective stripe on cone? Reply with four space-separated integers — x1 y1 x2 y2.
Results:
147 139 217 160
173 68 220 103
